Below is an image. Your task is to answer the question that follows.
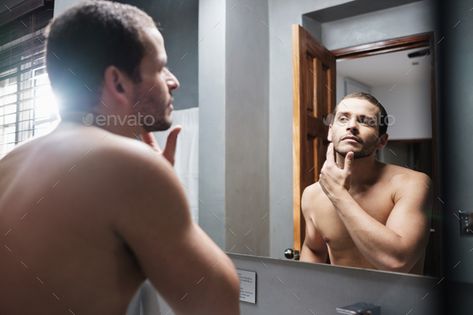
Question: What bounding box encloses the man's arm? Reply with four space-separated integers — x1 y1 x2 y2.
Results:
113 145 240 315
300 187 328 263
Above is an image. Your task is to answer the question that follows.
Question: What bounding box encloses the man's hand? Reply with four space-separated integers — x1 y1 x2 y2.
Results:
319 143 354 200
140 126 182 166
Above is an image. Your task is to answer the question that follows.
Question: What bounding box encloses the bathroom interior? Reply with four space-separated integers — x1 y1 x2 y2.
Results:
1 0 472 314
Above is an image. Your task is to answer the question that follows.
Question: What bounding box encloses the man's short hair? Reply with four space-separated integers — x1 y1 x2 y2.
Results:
45 0 156 113
335 92 389 136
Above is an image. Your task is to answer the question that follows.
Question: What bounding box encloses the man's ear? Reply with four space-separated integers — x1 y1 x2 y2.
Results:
327 124 333 142
102 66 134 109
377 133 389 149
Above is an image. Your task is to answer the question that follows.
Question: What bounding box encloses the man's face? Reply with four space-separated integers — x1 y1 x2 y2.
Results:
132 27 180 131
328 98 386 159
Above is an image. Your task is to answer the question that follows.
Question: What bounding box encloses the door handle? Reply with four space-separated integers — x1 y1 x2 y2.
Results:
284 248 300 260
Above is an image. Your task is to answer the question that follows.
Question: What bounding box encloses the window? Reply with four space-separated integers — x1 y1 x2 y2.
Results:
0 30 59 157
0 1 56 158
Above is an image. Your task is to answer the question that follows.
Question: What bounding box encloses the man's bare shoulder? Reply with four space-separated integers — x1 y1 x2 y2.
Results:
73 127 178 199
302 182 323 198
10 124 177 207
49 125 187 232
301 182 327 214
91 130 169 169
380 163 431 199
6 123 165 167
382 163 431 186
49 124 171 174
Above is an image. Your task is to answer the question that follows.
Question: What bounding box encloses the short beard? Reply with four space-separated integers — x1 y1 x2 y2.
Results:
142 118 172 132
352 150 375 159
336 144 377 160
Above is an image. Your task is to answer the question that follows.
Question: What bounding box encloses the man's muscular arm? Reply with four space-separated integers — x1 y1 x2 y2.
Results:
319 144 430 273
300 186 328 263
111 142 240 315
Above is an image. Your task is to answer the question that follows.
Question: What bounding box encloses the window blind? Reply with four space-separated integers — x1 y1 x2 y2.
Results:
0 1 56 157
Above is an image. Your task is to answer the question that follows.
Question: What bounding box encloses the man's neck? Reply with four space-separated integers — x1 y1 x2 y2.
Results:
335 152 381 188
59 111 142 140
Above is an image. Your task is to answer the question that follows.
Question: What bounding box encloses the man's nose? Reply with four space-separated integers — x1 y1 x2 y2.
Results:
346 118 359 132
165 69 180 90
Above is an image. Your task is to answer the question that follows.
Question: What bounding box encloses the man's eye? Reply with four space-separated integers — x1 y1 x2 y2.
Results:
360 118 376 126
338 116 348 122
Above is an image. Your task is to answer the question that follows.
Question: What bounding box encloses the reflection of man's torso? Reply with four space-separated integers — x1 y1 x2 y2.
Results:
305 164 425 274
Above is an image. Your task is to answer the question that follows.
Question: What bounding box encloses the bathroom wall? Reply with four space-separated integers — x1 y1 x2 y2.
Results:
372 81 432 140
128 254 441 315
439 0 473 303
199 0 270 255
335 75 372 103
53 0 78 15
198 0 227 247
225 0 270 256
232 254 440 315
321 1 433 50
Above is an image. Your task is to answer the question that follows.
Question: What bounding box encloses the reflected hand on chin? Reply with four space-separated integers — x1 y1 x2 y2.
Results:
140 125 182 166
319 143 354 200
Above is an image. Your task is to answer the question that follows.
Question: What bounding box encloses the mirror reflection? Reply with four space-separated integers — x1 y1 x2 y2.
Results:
298 49 434 275
290 19 438 275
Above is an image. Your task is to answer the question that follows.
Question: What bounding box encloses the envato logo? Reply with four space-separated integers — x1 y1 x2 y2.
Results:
82 113 156 127
321 113 396 128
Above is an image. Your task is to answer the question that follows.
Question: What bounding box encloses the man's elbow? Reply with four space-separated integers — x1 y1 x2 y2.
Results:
224 265 240 301
381 254 415 273
385 259 410 273
211 258 241 314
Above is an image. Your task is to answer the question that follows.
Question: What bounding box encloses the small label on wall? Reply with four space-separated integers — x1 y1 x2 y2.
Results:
237 269 257 304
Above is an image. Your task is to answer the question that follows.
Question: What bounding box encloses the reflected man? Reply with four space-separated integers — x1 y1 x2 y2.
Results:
300 92 430 274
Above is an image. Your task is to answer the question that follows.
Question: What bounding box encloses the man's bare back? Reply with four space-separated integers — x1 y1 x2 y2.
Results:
0 123 239 314
302 162 428 273
0 125 145 314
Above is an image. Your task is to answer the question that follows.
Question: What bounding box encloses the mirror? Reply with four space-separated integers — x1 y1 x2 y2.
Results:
120 0 438 276
40 0 438 277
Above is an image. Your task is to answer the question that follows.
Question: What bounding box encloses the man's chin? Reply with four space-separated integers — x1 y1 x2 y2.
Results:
353 152 373 159
335 147 372 159
142 119 173 132
335 145 360 155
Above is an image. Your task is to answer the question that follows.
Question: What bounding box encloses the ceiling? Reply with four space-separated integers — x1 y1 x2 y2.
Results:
305 0 423 23
336 47 431 87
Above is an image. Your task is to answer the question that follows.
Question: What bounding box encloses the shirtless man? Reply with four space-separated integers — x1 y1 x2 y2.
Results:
300 92 431 274
0 2 239 314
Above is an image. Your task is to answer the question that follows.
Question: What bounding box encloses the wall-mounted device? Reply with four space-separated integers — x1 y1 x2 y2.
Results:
459 211 473 236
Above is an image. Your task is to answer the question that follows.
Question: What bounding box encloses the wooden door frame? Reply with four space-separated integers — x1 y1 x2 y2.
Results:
331 33 432 59
292 25 336 253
